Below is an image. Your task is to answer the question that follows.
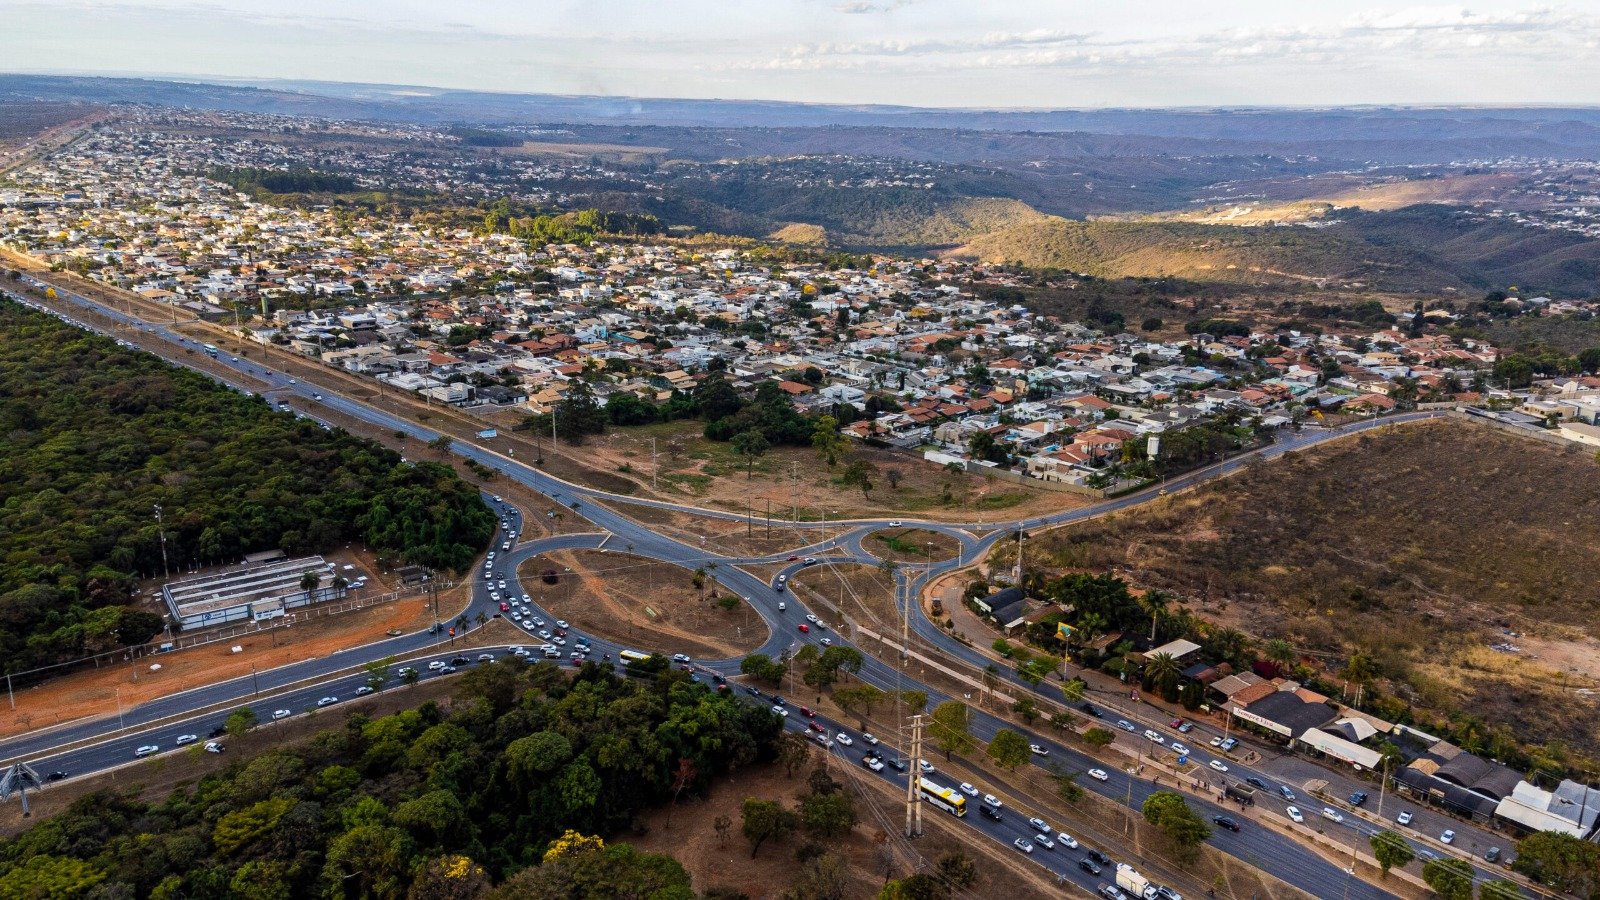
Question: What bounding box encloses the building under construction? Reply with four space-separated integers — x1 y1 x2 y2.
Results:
161 555 346 630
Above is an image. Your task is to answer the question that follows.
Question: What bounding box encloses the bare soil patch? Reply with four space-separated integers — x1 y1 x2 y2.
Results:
520 550 768 659
591 500 851 559
788 563 900 634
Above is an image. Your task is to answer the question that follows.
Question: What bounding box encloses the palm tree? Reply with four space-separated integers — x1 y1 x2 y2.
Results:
1265 639 1296 672
454 614 469 634
474 611 488 627
1145 651 1182 699
300 570 321 598
1138 591 1170 642
1071 612 1106 655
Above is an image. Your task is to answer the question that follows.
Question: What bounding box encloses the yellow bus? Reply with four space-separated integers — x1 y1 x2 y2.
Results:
918 778 967 817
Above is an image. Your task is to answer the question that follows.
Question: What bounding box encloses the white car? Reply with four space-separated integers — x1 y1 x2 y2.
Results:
806 614 820 624
1088 768 1109 782
1034 835 1055 851
1396 811 1414 826
1029 744 1049 756
174 734 198 746
1322 808 1345 823
355 686 374 696
1287 806 1304 823
1143 730 1165 744
835 734 853 746
1028 817 1052 834
427 661 447 671
1171 743 1190 756
1440 830 1455 845
135 745 159 757
1209 735 1225 747
864 756 885 772
862 733 880 745
772 705 789 717
316 696 338 707
1012 838 1033 854
1209 760 1229 773
819 638 833 646
983 794 1002 808
958 783 978 797
556 620 569 629
204 741 224 754
888 521 903 527
1057 833 1079 850
272 709 291 720
918 759 935 774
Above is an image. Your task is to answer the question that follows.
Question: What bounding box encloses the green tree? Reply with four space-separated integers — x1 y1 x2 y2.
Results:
1017 656 1055 688
1061 676 1087 703
1083 727 1115 748
0 855 106 900
1479 880 1522 900
224 706 258 738
364 656 393 693
812 416 845 467
1264 638 1296 671
213 797 296 856
731 429 769 479
1055 770 1084 804
1421 858 1475 900
839 459 876 497
929 700 975 760
799 790 858 839
986 729 1031 771
741 798 798 858
498 839 692 900
1142 791 1212 862
1144 651 1182 701
1011 697 1039 724
1513 830 1600 894
740 653 786 685
1370 830 1415 876
934 852 977 892
833 683 885 729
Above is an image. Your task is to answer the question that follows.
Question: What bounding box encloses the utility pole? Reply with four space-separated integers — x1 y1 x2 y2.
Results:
651 437 658 491
905 713 924 837
766 498 772 540
153 504 170 580
900 576 911 663
791 462 798 524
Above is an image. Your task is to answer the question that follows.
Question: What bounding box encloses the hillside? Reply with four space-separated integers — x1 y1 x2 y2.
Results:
1033 420 1600 758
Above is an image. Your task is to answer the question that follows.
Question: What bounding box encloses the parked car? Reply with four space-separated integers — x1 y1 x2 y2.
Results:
1396 811 1414 826
1349 791 1369 807
1219 737 1238 751
1440 829 1455 845
204 741 224 753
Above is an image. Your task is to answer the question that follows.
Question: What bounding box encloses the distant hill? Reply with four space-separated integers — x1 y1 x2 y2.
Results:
949 205 1600 296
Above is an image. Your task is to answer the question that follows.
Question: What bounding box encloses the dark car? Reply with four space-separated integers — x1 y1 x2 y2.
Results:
887 757 909 772
1080 701 1102 718
1246 776 1268 790
1349 791 1369 807
45 771 67 782
1085 848 1112 868
1077 858 1103 876
979 804 1003 822
1212 815 1241 832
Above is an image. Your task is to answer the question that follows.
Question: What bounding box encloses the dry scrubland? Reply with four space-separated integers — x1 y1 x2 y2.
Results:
1035 421 1600 754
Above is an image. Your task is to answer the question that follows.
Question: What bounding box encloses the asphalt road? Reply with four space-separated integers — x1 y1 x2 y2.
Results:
3 279 1513 896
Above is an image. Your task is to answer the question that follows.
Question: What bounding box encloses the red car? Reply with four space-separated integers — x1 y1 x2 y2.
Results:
800 706 815 718
498 602 510 612
798 623 809 633
787 555 800 561
808 721 825 733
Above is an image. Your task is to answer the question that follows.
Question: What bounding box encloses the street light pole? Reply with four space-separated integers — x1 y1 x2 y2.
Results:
153 504 170 580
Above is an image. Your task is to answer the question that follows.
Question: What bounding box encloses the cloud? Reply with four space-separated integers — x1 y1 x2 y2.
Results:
831 0 916 13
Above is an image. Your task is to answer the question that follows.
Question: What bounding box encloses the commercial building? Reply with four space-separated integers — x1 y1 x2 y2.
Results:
162 555 346 630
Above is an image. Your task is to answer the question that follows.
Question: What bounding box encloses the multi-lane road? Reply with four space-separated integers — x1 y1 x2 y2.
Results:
1 277 1522 897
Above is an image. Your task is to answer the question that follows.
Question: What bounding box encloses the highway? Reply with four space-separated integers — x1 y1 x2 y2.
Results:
1 277 1512 897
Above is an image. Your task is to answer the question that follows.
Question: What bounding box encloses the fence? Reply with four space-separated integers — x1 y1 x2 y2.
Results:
1 580 452 695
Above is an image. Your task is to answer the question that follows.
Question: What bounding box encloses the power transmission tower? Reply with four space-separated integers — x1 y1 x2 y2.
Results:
904 714 924 837
0 762 44 818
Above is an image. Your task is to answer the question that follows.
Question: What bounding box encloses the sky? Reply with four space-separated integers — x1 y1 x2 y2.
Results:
4 1 1600 108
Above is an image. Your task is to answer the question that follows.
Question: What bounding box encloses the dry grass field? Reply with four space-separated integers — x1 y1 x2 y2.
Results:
1029 420 1600 755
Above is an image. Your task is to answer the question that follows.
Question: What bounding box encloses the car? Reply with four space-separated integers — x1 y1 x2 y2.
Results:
272 709 291 720
1286 806 1304 823
1028 817 1051 835
1088 768 1109 782
1349 791 1369 807
316 696 338 707
800 706 815 718
45 771 67 782
862 733 879 745
808 721 825 734
175 734 197 746
1099 886 1126 900
1212 815 1241 832
797 623 809 633
1057 833 1079 849
355 686 374 696
982 793 1002 807
979 804 1003 821
772 705 788 717
918 759 934 774
1219 737 1238 751
1153 888 1184 900
428 660 447 671
1208 760 1229 772
1246 776 1267 790
787 555 800 561
1209 735 1224 747
135 745 159 757
888 521 902 527
1085 848 1112 867
499 601 510 612
1396 811 1414 826
532 617 545 627
1078 859 1103 876
1177 721 1193 733
814 734 834 748
835 733 853 746
1440 829 1455 845
1012 838 1033 854
556 620 569 629
958 782 978 797
1142 729 1165 744
777 574 787 584
385 629 403 637
887 758 909 772
862 756 885 772
1485 846 1501 863
1171 743 1190 756
1116 719 1136 732
553 636 567 646
1170 718 1185 729
496 580 507 590
1080 701 1102 718
805 613 820 624
1279 785 1297 801
312 393 322 400
671 653 691 663
1033 835 1055 851
1322 808 1345 823
479 653 495 662
204 741 224 753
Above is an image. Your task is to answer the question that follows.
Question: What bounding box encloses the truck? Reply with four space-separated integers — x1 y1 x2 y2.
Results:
1225 782 1257 805
1115 865 1152 898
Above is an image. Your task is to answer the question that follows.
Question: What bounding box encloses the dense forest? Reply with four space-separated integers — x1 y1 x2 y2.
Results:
0 658 785 899
480 202 663 246
205 166 358 195
0 298 495 673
